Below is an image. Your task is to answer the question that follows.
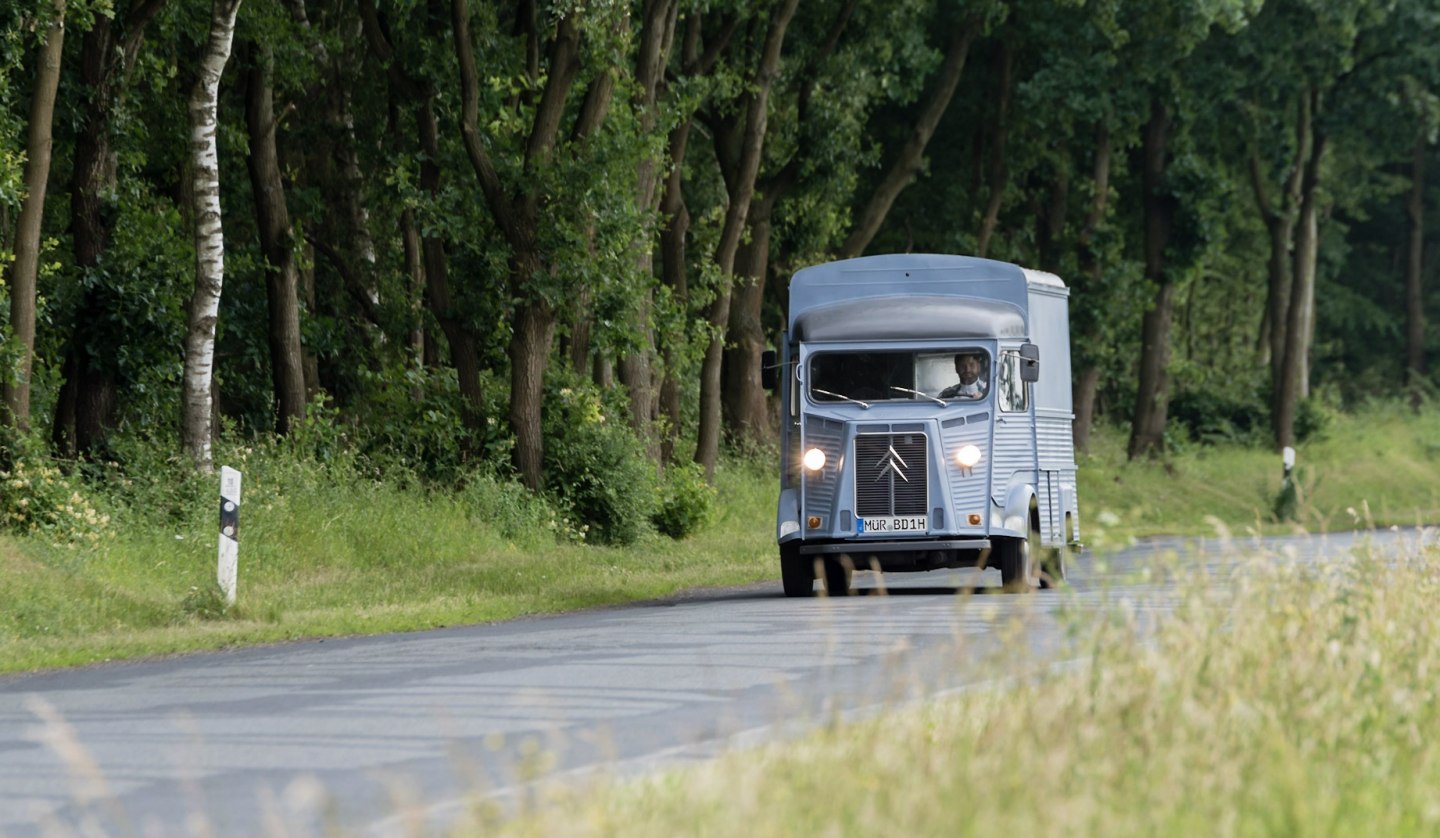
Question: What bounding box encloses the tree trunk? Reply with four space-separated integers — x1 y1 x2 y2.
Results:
722 198 775 446
1072 367 1101 452
658 118 692 464
2 0 66 433
509 294 555 491
839 16 979 259
245 41 307 434
55 15 114 457
1275 113 1327 450
1284 112 1324 452
417 95 484 432
181 0 243 469
1071 123 1111 451
401 207 426 369
1250 92 1308 398
1127 98 1176 460
975 41 1011 259
452 0 587 490
1406 135 1427 410
617 0 679 461
695 0 799 481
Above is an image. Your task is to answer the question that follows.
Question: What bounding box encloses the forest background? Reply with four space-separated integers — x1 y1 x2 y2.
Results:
1 0 1439 552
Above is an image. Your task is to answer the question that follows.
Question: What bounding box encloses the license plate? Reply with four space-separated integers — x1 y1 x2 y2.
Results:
857 516 927 534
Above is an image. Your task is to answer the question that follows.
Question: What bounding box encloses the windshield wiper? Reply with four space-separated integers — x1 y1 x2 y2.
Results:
811 388 871 409
889 386 945 406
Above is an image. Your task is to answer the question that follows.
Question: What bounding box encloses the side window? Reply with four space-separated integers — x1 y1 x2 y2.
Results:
997 350 1029 413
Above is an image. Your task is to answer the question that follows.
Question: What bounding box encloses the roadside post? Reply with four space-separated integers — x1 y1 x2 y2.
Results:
219 466 241 606
1275 447 1297 521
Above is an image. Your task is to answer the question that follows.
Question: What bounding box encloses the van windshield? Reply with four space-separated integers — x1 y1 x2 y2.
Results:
808 350 990 404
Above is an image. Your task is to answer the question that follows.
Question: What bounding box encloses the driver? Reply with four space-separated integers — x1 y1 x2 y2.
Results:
939 352 987 399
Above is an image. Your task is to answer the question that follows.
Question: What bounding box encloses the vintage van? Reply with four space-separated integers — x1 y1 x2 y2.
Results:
765 254 1080 596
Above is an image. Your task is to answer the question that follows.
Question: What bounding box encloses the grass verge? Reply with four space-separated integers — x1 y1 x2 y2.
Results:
3 402 1439 674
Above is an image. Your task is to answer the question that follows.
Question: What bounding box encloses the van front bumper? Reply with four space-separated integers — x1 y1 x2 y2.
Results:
796 538 993 572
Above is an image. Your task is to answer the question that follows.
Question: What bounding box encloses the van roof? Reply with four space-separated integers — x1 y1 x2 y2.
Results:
788 254 1048 338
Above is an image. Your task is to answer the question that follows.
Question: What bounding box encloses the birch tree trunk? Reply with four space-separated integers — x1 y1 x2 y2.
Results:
2 0 66 433
181 0 244 469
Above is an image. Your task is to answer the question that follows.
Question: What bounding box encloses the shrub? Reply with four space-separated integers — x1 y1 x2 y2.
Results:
652 461 715 539
1169 389 1267 446
0 457 112 546
1293 396 1332 443
541 374 656 545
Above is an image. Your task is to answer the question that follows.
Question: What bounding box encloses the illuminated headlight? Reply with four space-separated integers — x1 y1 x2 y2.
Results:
803 448 827 471
955 444 983 468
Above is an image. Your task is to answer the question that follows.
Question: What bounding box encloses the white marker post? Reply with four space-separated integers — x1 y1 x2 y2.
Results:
218 466 242 607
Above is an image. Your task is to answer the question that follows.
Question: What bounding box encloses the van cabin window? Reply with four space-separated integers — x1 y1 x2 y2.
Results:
807 350 990 403
997 350 1029 412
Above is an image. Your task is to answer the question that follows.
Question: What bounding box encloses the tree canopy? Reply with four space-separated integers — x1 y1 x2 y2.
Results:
1 0 1437 496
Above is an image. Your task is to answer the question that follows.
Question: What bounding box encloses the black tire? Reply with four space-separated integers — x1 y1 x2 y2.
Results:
997 531 1038 593
1041 513 1076 589
781 542 815 597
823 558 852 598
821 557 853 597
1039 544 1068 589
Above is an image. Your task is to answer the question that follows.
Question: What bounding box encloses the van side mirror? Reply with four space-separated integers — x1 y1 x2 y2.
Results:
1019 342 1040 383
761 349 778 390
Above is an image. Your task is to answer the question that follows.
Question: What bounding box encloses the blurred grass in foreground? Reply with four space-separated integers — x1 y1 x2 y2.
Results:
486 530 1440 836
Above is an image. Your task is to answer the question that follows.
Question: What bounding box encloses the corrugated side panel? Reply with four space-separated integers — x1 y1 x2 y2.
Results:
939 419 990 521
802 415 845 518
1035 409 1075 470
990 415 1035 505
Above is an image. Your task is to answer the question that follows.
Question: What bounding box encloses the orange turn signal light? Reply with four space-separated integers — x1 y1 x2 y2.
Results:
968 513 982 525
807 516 822 529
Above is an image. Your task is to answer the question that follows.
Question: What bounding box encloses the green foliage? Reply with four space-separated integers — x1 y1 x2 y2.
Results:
541 372 656 546
1168 388 1268 445
651 461 716 540
178 582 231 621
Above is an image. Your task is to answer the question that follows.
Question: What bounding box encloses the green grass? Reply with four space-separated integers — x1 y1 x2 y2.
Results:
3 402 1439 675
487 538 1440 837
0 454 778 674
1079 400 1440 546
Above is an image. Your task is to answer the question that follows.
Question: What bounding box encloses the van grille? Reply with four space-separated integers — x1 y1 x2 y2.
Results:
854 433 928 517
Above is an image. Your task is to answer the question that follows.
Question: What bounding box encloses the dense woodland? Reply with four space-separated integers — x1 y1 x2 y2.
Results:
1 0 1438 500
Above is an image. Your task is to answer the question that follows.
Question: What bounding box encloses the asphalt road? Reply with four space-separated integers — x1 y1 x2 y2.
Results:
1 529 1429 836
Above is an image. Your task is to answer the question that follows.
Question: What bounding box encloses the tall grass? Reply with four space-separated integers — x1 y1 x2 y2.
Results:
488 531 1440 836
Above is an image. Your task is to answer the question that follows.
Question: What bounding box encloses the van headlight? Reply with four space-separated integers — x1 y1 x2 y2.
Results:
955 444 982 468
803 448 827 471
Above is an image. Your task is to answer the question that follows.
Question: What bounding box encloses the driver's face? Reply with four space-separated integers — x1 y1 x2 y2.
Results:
956 355 982 384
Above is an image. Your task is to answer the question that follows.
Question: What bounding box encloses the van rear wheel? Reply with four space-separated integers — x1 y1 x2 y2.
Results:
780 543 815 598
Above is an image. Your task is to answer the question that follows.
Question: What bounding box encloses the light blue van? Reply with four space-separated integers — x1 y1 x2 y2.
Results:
765 254 1080 596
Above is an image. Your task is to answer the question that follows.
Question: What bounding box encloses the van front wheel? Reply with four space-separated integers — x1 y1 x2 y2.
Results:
997 533 1039 593
780 543 815 598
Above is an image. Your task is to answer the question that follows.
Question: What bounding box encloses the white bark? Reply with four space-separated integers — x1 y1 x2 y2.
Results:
181 0 244 469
